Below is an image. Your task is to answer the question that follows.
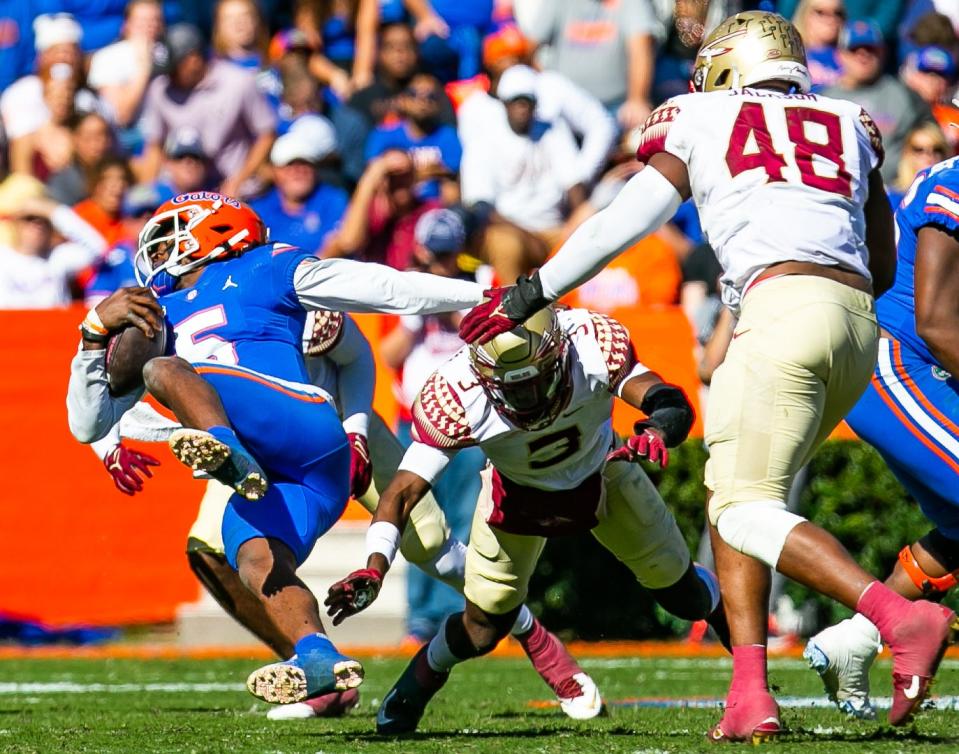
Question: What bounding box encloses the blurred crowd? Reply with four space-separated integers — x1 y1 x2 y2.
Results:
1 0 956 639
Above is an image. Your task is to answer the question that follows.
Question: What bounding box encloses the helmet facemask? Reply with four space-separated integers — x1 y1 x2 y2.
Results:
134 198 256 288
470 309 572 430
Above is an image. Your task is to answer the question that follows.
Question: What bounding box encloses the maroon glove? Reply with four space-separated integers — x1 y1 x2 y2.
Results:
606 427 669 469
103 444 161 495
348 433 373 498
325 568 383 625
458 287 522 344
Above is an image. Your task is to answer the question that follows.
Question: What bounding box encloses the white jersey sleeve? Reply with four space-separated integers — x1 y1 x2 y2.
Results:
67 347 145 444
293 258 484 315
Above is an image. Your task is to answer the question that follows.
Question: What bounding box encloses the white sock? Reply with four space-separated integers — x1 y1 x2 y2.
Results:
510 605 534 636
850 612 882 647
426 617 462 673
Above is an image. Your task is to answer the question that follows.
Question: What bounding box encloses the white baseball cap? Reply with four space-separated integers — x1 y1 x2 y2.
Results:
271 115 338 165
34 14 82 52
497 64 538 102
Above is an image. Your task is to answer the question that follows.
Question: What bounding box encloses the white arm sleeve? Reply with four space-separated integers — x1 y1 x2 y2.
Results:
294 258 484 315
67 347 144 444
538 167 683 299
90 424 122 460
325 316 375 436
398 441 456 486
549 75 617 185
51 205 107 260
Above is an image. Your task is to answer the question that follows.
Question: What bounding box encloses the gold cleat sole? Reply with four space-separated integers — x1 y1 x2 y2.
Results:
247 660 365 705
169 429 230 472
168 429 268 501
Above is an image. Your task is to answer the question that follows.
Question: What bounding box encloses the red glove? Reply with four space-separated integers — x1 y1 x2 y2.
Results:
348 433 373 498
103 444 161 495
458 287 522 344
325 568 383 625
606 427 669 469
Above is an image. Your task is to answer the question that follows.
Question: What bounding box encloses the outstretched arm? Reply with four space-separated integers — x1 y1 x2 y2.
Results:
325 440 455 624
460 155 688 342
294 257 484 315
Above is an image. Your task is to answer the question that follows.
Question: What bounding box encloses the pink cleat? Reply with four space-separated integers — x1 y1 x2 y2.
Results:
708 687 782 744
266 688 360 720
883 601 959 726
517 618 604 720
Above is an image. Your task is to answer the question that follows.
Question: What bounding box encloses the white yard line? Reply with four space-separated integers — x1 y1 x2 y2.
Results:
0 682 244 694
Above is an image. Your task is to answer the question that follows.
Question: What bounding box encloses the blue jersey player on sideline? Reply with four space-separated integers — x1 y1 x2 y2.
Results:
66 192 485 707
805 158 959 719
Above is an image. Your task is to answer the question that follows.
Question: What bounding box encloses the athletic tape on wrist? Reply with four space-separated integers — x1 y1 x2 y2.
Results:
365 521 401 565
83 308 108 335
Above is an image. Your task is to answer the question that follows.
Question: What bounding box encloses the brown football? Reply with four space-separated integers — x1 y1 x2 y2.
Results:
105 324 168 396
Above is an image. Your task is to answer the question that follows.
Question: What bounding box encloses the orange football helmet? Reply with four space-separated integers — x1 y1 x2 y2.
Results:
135 191 268 287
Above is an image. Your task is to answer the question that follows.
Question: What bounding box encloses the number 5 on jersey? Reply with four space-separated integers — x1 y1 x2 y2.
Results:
725 102 852 197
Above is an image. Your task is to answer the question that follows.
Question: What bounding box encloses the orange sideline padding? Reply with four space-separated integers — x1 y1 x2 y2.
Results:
0 304 830 627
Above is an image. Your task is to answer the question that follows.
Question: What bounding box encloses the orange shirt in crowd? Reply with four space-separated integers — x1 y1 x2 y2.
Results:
561 231 682 313
73 199 126 250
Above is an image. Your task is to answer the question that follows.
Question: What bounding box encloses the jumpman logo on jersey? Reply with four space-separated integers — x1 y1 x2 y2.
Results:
223 276 239 291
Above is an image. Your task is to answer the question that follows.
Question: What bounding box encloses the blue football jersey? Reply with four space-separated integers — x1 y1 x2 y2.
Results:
878 156 959 366
159 243 314 383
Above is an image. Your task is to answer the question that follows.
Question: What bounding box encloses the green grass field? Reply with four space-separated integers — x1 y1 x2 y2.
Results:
3 653 959 753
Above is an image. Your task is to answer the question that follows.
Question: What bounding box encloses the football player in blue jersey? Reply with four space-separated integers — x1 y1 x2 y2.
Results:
804 158 959 718
67 191 486 707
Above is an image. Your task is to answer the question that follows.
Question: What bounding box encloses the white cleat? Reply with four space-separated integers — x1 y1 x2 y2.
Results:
557 672 605 720
804 616 882 720
266 702 319 720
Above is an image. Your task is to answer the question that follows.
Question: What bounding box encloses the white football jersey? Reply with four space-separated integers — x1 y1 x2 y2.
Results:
637 88 883 312
403 309 646 490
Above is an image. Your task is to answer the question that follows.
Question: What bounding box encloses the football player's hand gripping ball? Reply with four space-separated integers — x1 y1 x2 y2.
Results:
103 443 161 495
325 568 384 625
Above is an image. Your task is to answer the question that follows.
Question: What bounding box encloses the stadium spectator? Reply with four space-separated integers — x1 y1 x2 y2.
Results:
212 0 268 69
521 0 658 128
379 207 485 640
86 0 166 153
9 60 82 181
73 157 134 249
776 0 906 42
250 118 349 254
821 20 934 181
323 148 440 268
153 127 216 199
792 0 846 90
898 10 959 64
901 45 958 116
0 5 42 93
365 71 462 203
460 65 586 250
0 192 106 309
647 0 737 102
459 62 616 191
82 183 164 306
404 0 497 82
138 23 277 198
1 15 102 161
295 0 380 101
349 22 455 126
886 121 949 207
46 113 116 206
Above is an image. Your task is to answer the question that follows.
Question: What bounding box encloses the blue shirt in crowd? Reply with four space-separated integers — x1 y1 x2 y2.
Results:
365 122 462 200
250 183 349 255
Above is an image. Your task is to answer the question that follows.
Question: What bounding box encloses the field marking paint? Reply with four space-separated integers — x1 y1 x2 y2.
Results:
529 695 959 711
0 682 244 694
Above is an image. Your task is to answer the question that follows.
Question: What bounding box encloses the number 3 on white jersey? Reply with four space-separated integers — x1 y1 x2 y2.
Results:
173 305 239 365
725 102 852 197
